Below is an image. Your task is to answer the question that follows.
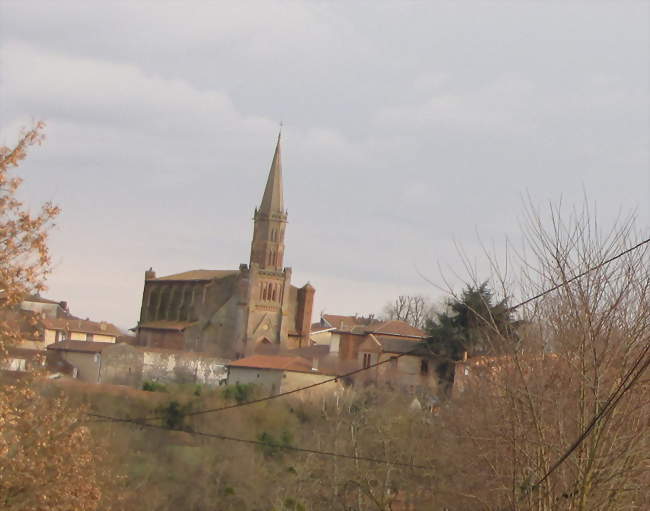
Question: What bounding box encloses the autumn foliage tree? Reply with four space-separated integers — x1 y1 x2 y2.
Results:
0 123 59 353
0 124 109 510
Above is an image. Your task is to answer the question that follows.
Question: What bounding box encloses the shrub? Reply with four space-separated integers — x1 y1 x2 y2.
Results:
142 380 167 393
158 400 192 430
222 383 255 403
256 430 293 458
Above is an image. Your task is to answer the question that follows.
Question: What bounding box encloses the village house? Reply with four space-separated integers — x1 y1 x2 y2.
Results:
1 347 45 373
308 314 431 364
226 354 338 396
298 314 446 398
12 316 121 351
134 134 315 359
0 293 122 377
356 335 441 395
18 294 70 319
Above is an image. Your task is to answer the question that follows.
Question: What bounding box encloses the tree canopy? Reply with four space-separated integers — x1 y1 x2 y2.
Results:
426 282 515 359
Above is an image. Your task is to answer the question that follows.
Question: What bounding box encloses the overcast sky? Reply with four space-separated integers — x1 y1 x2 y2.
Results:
1 1 648 329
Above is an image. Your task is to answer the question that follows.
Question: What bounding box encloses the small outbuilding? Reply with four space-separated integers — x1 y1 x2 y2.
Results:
226 354 337 396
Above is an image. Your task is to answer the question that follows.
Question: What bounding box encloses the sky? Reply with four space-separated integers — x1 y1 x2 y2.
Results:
0 1 648 330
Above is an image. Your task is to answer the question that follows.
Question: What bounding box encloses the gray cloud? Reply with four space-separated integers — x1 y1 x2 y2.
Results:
0 1 647 328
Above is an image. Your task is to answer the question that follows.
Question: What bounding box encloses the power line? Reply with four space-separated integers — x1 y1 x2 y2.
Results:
90 341 650 480
528 341 650 492
511 237 650 311
91 414 432 470
88 344 433 423
89 236 650 425
88 236 650 481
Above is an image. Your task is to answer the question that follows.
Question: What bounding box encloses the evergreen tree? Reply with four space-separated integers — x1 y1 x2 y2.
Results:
426 282 514 359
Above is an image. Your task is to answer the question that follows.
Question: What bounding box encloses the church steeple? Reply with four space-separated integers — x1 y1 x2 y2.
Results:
250 133 288 271
259 132 284 216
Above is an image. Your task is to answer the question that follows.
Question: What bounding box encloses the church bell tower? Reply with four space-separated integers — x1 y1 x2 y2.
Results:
250 132 287 271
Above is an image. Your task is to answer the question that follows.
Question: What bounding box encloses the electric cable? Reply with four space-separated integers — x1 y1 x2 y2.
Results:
92 412 432 470
93 236 650 424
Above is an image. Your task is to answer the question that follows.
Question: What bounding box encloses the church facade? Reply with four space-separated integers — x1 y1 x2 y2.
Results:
135 135 314 359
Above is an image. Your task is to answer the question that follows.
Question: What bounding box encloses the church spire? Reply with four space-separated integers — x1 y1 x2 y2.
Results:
259 131 284 215
250 132 288 271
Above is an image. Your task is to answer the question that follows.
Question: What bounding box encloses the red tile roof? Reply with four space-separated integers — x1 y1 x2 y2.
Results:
41 317 122 337
46 340 113 353
369 320 427 338
318 315 426 338
138 320 197 331
321 314 380 331
152 269 238 281
228 355 319 374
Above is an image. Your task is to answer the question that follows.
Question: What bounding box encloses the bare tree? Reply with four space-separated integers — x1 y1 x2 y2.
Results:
433 200 650 510
381 295 434 330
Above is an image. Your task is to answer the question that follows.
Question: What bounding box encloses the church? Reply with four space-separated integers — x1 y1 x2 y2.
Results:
135 134 315 359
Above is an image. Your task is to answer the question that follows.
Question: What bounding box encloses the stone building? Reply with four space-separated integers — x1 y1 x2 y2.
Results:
135 134 315 358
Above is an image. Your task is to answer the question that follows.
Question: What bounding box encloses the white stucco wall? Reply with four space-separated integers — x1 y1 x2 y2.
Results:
142 351 227 385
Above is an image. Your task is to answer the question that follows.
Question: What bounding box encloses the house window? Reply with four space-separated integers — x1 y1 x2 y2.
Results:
389 356 398 369
362 353 372 369
8 358 26 371
86 333 94 342
420 359 429 375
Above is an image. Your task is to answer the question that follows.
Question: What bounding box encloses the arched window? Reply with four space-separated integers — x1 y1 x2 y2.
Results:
271 285 277 301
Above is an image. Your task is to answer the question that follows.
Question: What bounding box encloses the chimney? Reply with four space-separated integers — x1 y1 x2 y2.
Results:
145 267 156 280
296 282 315 337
